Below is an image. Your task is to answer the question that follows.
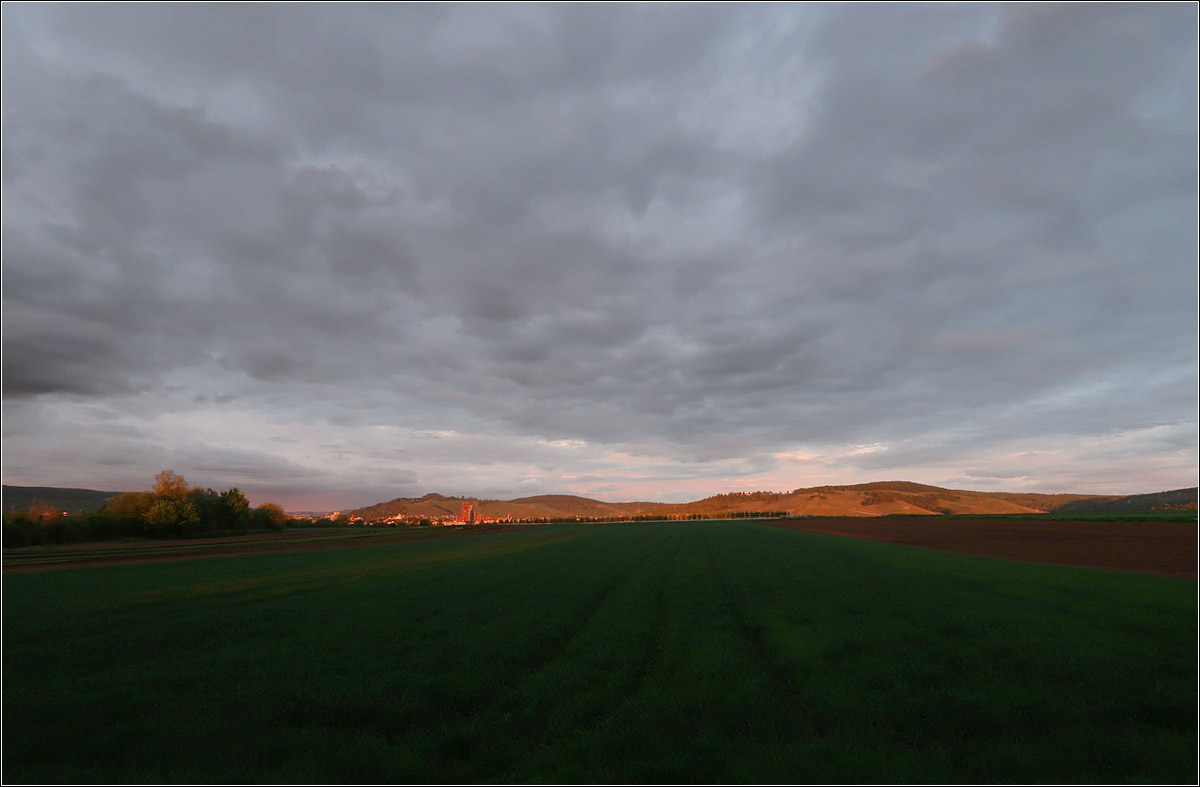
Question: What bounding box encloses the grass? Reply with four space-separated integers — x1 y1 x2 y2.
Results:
2 521 1196 784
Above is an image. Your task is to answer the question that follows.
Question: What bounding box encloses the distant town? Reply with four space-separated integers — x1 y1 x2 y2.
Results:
302 501 518 527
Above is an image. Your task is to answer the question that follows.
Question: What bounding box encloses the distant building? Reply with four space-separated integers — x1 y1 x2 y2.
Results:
458 502 476 524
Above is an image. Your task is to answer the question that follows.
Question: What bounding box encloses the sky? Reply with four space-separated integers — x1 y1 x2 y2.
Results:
2 2 1197 511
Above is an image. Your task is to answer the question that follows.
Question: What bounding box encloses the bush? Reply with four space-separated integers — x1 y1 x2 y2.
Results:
40 517 90 545
83 513 137 541
143 499 201 538
3 513 39 548
27 502 62 523
103 492 155 520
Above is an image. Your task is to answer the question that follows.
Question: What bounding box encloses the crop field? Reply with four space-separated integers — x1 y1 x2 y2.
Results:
3 521 1196 783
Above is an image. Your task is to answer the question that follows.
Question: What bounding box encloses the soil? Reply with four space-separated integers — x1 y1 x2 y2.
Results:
6 519 1195 578
764 517 1197 578
2 525 546 573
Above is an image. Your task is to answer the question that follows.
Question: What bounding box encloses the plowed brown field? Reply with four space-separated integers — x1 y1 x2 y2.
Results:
765 517 1197 578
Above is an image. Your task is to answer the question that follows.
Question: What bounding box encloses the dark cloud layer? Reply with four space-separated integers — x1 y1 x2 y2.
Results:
2 3 1195 508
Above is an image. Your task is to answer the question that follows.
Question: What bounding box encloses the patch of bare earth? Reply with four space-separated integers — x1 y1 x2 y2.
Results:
2 525 547 573
763 517 1197 578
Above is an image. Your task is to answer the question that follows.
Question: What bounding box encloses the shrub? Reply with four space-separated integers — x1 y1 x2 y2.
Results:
143 499 201 537
103 492 155 520
3 512 39 548
27 502 62 523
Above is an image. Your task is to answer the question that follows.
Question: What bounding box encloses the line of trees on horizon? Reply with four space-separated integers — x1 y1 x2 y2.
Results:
2 471 293 547
340 509 792 526
495 510 791 525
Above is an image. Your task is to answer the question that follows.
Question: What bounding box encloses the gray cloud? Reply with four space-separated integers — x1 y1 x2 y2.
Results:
2 3 1195 507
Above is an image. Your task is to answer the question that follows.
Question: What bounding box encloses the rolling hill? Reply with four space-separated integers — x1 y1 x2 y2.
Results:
349 493 674 521
349 482 1113 521
2 486 124 515
1052 487 1197 514
5 481 1165 522
675 482 1106 518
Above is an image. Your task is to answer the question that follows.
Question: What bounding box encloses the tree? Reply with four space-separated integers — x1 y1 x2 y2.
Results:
187 488 222 529
143 498 199 529
102 492 155 520
153 470 191 500
221 488 250 517
252 502 289 531
26 502 61 523
219 488 252 531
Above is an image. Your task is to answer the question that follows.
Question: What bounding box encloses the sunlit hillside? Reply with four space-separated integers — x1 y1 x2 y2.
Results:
349 482 1110 520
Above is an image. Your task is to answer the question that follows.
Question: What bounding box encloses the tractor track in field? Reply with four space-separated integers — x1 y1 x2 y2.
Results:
701 529 825 739
497 530 685 780
568 530 681 715
507 540 659 685
286 538 663 746
761 517 1197 578
275 560 608 745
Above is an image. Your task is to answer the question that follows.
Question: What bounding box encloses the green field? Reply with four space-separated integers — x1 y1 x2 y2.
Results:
3 521 1195 783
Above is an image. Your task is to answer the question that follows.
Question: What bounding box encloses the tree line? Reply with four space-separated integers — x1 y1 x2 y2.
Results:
499 510 789 524
2 470 292 547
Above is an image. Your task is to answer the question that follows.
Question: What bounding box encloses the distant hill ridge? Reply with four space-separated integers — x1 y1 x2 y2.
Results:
1053 487 1198 514
350 492 670 521
5 482 1192 521
348 482 1146 520
2 486 123 514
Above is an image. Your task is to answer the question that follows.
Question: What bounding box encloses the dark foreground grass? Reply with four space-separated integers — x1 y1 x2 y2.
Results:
3 521 1195 784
